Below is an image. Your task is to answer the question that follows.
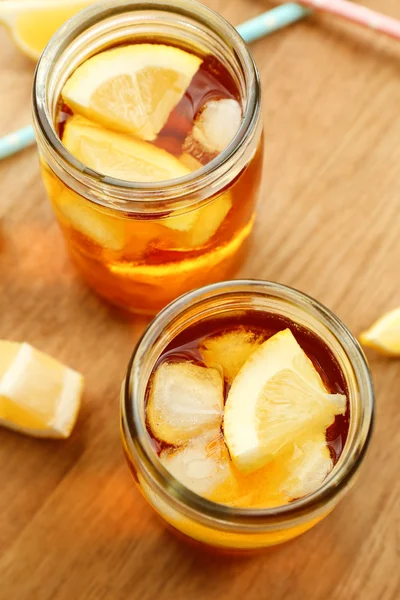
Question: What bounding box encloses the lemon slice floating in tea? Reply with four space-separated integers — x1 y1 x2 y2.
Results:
224 329 346 474
62 115 191 182
0 341 83 438
61 116 230 246
62 44 202 141
359 307 400 356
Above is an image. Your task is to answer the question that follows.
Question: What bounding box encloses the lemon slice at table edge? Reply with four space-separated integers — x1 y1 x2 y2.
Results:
0 0 93 61
0 341 83 438
62 43 202 141
359 307 400 356
223 329 346 474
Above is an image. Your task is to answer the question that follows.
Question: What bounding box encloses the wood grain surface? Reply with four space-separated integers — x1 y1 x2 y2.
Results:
1 1 400 598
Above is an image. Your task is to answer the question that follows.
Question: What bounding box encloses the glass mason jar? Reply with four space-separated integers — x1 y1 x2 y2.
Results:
32 0 263 314
121 280 374 550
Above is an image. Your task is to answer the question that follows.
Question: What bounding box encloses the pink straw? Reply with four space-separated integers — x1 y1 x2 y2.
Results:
298 0 400 41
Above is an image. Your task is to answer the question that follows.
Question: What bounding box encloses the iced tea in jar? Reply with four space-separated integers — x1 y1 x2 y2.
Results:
33 0 263 313
121 281 374 550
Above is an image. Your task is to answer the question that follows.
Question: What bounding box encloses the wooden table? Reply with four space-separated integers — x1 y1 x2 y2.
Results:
1 1 399 598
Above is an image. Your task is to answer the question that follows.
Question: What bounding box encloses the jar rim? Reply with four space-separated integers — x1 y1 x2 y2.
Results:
122 280 375 531
32 0 261 212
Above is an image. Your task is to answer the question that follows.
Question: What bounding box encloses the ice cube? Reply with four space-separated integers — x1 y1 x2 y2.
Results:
200 328 263 383
160 430 237 498
147 361 224 445
280 435 333 500
183 98 242 164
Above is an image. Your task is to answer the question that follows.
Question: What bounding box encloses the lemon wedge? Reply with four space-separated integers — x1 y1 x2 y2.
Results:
179 153 203 172
0 342 83 438
54 186 128 252
62 44 202 141
62 115 191 182
223 329 346 474
359 308 400 356
162 191 232 247
0 340 20 377
147 361 223 445
0 0 92 61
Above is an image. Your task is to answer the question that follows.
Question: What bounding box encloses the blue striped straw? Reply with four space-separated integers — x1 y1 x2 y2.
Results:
0 124 36 160
0 2 310 161
236 3 310 43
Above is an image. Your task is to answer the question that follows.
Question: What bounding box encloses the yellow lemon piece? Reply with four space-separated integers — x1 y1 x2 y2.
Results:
55 187 128 252
0 0 93 61
359 308 400 356
147 361 224 445
223 329 346 474
162 192 232 247
61 116 229 248
179 153 203 172
63 115 191 183
0 342 83 438
200 328 264 384
62 44 202 141
0 340 20 378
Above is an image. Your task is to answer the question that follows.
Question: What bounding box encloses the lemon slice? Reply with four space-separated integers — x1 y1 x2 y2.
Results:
54 186 128 252
62 44 202 141
200 328 263 384
179 153 203 172
162 192 232 247
0 1 92 61
359 308 400 356
63 115 191 183
0 342 83 438
0 340 20 377
224 329 346 474
147 361 224 445
61 116 228 248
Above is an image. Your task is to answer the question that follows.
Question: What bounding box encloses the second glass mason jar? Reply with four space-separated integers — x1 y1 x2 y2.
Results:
121 281 374 550
32 0 263 313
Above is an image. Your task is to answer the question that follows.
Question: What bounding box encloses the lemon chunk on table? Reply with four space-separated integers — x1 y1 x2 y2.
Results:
62 44 202 141
62 115 191 182
223 329 346 474
0 0 93 61
359 307 400 356
0 342 83 438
